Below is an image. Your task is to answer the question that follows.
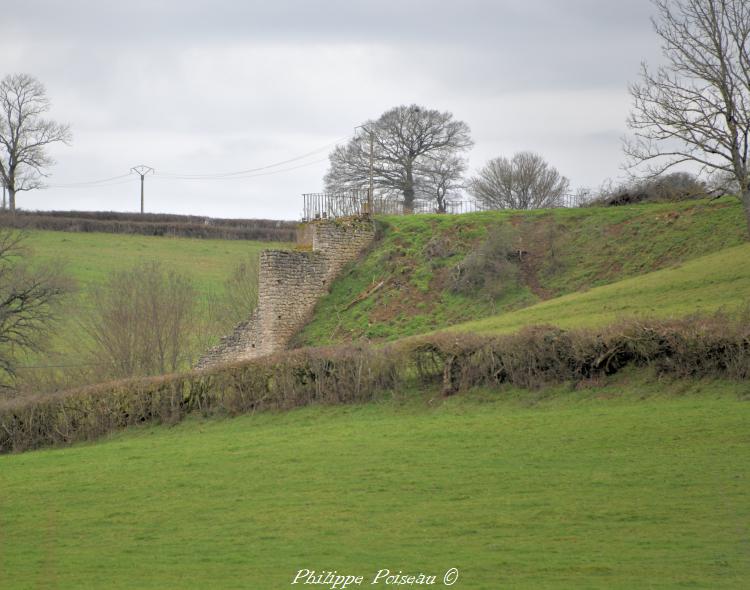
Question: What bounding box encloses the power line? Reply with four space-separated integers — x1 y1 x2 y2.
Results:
49 178 136 190
42 134 351 189
155 134 349 180
48 174 134 188
151 156 330 182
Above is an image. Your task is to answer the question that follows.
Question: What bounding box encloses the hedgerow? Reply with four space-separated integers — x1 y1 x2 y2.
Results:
1 313 747 453
0 210 297 242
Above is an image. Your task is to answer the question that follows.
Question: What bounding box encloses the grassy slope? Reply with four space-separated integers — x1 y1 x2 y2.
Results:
296 198 747 346
1 377 748 589
449 242 750 335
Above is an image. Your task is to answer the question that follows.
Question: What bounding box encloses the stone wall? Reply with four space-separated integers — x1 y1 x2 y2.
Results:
296 222 314 248
196 217 375 369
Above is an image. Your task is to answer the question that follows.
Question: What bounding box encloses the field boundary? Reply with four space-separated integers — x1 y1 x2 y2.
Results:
0 210 298 242
2 313 747 454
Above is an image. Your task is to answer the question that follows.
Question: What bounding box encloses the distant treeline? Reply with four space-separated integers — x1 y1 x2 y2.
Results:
0 210 298 242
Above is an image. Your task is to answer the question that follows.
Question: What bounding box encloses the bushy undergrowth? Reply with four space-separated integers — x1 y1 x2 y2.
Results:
1 313 748 454
449 224 520 298
585 172 709 206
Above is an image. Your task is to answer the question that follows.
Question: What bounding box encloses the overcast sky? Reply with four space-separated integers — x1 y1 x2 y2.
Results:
1 0 663 220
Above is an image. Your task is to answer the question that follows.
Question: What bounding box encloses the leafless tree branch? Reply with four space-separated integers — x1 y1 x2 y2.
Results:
80 261 198 379
469 152 570 210
625 0 750 233
0 229 69 382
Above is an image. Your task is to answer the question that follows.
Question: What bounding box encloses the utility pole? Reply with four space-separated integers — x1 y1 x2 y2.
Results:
368 129 374 215
355 124 375 215
130 165 154 214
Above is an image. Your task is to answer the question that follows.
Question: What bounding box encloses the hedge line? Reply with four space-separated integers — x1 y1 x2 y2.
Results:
0 211 298 242
1 314 748 454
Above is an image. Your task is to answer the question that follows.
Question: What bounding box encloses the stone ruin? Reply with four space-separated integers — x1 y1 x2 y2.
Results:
195 217 376 370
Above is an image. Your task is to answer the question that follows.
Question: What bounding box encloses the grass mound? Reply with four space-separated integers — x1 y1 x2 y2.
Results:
296 198 747 346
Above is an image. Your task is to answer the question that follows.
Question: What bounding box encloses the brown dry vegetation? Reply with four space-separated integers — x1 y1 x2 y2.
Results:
2 312 748 454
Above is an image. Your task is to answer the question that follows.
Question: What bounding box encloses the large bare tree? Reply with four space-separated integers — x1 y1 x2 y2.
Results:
0 73 71 212
469 152 570 210
625 0 750 233
325 104 472 211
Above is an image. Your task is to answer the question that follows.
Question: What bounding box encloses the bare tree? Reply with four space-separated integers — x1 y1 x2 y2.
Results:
416 153 467 213
325 104 473 211
0 230 68 381
625 0 750 233
81 262 197 378
469 152 570 210
216 254 260 328
0 73 71 213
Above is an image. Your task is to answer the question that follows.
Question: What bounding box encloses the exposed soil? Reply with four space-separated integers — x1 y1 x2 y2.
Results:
518 250 554 300
515 215 559 300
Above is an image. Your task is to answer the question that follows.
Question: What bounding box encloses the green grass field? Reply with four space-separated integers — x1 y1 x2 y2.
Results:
1 376 748 589
23 230 291 298
448 242 750 335
12 231 292 384
4 203 750 589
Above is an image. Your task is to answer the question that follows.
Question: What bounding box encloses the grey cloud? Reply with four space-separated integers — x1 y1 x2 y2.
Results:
12 1 654 45
2 0 662 219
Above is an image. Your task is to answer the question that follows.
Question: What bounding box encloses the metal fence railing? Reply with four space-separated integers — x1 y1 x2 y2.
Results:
301 191 589 221
302 191 371 221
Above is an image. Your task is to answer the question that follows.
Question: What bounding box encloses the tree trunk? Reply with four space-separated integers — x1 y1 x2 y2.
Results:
436 192 446 213
403 164 415 213
743 189 750 238
8 187 15 214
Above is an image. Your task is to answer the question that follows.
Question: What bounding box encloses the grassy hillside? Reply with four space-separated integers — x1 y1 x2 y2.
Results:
296 198 747 346
1 377 748 589
449 242 750 335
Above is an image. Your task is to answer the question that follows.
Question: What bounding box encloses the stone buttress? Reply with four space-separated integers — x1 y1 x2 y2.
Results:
195 217 375 369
